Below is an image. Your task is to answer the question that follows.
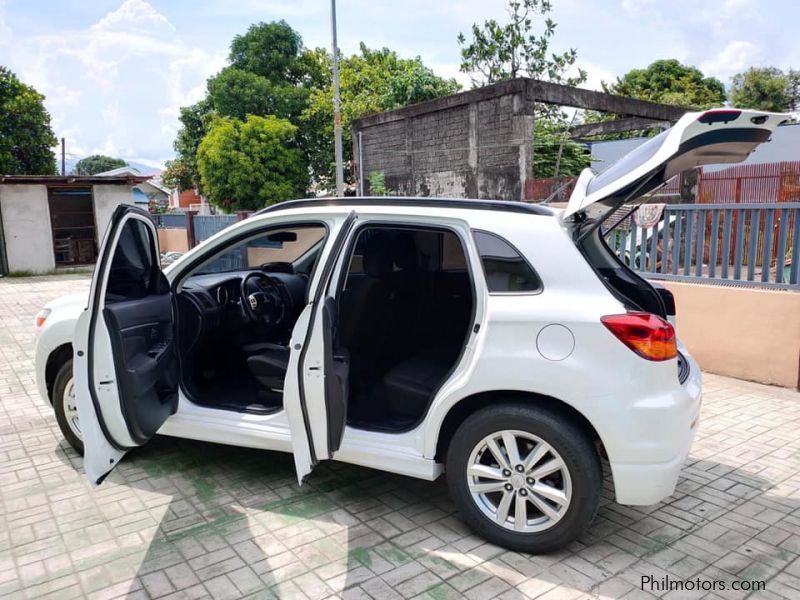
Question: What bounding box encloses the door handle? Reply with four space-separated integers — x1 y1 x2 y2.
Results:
308 366 321 371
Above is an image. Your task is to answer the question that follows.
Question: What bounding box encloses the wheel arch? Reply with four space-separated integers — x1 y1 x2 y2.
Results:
433 390 605 463
45 343 73 405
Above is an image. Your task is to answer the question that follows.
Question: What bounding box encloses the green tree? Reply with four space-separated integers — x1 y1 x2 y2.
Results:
207 66 312 128
72 154 127 175
170 21 323 191
160 157 195 192
0 66 57 175
169 99 214 191
532 120 590 178
196 115 308 212
605 59 726 109
302 44 460 188
729 67 793 112
457 0 586 87
229 20 307 83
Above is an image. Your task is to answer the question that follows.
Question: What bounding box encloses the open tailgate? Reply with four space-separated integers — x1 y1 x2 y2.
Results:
564 108 791 219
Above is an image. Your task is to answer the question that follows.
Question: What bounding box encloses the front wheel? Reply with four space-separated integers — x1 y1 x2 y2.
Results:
446 403 601 553
53 359 84 455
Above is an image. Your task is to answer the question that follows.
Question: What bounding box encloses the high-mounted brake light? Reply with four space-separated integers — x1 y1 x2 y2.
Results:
697 109 741 125
601 313 677 361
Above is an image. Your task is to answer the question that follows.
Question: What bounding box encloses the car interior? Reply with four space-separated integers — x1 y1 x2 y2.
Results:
338 226 475 431
170 222 475 433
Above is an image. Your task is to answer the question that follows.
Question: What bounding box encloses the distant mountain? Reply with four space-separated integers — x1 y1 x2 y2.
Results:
62 157 162 176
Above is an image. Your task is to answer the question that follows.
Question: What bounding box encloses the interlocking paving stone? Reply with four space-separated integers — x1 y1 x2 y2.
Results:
2 274 800 599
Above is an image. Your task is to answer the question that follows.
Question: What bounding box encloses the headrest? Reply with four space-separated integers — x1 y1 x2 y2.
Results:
362 233 393 277
392 232 419 271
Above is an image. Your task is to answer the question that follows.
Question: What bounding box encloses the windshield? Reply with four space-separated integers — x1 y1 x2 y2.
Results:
194 225 326 275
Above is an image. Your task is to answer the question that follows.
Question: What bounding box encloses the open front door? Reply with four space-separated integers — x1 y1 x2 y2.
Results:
74 205 178 485
284 212 355 483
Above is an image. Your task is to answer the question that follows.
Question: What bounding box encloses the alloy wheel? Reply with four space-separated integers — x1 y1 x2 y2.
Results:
467 430 572 533
63 378 82 440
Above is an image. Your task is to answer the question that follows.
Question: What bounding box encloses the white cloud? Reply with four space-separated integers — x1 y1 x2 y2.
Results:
700 40 760 81
620 0 657 15
572 60 617 91
2 1 224 165
91 0 175 33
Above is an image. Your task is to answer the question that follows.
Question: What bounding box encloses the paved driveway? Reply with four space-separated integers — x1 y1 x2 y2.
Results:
2 274 800 600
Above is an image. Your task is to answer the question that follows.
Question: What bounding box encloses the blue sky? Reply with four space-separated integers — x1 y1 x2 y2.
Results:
1 0 797 170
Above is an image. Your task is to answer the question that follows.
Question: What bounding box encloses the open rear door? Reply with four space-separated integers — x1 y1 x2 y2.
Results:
564 108 791 220
283 212 355 483
73 205 178 485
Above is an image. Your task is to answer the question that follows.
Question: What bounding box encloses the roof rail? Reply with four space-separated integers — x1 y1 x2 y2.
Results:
252 197 555 217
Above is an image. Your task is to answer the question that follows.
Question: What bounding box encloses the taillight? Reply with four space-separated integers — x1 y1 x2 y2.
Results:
601 313 677 361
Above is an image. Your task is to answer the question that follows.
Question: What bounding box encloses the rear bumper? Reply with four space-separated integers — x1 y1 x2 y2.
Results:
608 352 702 505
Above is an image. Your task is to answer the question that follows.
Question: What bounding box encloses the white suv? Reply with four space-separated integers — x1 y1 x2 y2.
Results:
34 108 785 553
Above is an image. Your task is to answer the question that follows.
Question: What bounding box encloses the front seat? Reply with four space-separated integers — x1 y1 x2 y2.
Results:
246 343 290 392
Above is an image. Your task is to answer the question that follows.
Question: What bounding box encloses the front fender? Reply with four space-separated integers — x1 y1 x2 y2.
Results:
34 308 82 406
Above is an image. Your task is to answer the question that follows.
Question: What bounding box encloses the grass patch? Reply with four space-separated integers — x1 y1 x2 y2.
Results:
3 267 92 278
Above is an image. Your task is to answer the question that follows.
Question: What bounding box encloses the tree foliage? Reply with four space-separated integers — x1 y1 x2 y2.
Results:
604 59 726 109
196 115 308 212
532 120 590 178
0 66 57 175
72 154 127 175
302 44 460 188
457 0 585 87
729 67 798 112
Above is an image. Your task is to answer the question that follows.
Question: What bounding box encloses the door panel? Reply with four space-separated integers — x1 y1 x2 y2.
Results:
284 212 355 483
323 297 348 453
103 294 177 444
74 205 177 485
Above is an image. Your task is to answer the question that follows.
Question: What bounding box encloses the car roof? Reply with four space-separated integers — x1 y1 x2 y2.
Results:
252 197 557 218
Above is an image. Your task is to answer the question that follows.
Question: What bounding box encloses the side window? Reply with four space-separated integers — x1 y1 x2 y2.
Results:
107 218 157 300
473 230 541 293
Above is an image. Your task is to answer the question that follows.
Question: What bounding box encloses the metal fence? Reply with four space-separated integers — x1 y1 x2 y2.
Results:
607 202 800 290
151 213 187 228
192 214 238 244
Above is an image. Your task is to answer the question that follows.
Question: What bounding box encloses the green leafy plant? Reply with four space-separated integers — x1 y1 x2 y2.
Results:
0 66 57 175
367 171 387 196
196 115 308 212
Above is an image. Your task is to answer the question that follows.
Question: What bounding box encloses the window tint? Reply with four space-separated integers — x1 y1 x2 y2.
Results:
107 218 157 300
473 231 540 293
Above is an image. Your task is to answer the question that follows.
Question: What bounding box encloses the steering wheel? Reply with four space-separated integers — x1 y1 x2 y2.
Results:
240 272 286 326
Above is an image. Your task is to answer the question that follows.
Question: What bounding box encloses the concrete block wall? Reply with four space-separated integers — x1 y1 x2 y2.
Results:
0 184 55 273
353 85 535 201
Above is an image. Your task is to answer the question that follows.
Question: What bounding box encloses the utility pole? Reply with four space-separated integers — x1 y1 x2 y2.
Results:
330 0 344 197
61 138 66 176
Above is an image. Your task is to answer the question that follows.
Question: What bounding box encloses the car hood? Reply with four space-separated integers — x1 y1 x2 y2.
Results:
563 108 791 220
44 291 88 315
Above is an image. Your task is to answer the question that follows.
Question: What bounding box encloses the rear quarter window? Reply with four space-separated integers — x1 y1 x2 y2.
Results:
473 230 541 293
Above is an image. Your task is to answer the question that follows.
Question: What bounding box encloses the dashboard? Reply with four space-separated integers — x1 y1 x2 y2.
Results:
177 269 308 352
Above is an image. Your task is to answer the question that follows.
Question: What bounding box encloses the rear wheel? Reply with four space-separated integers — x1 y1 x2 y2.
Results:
53 359 83 455
446 403 600 553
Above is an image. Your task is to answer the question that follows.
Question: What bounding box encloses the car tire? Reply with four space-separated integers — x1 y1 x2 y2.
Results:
446 402 601 553
53 359 84 455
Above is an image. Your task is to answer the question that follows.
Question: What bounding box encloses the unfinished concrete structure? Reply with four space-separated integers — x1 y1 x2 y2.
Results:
351 78 685 200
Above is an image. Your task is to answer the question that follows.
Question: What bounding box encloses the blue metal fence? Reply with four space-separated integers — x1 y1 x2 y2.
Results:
607 202 800 290
151 213 187 228
193 215 238 243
